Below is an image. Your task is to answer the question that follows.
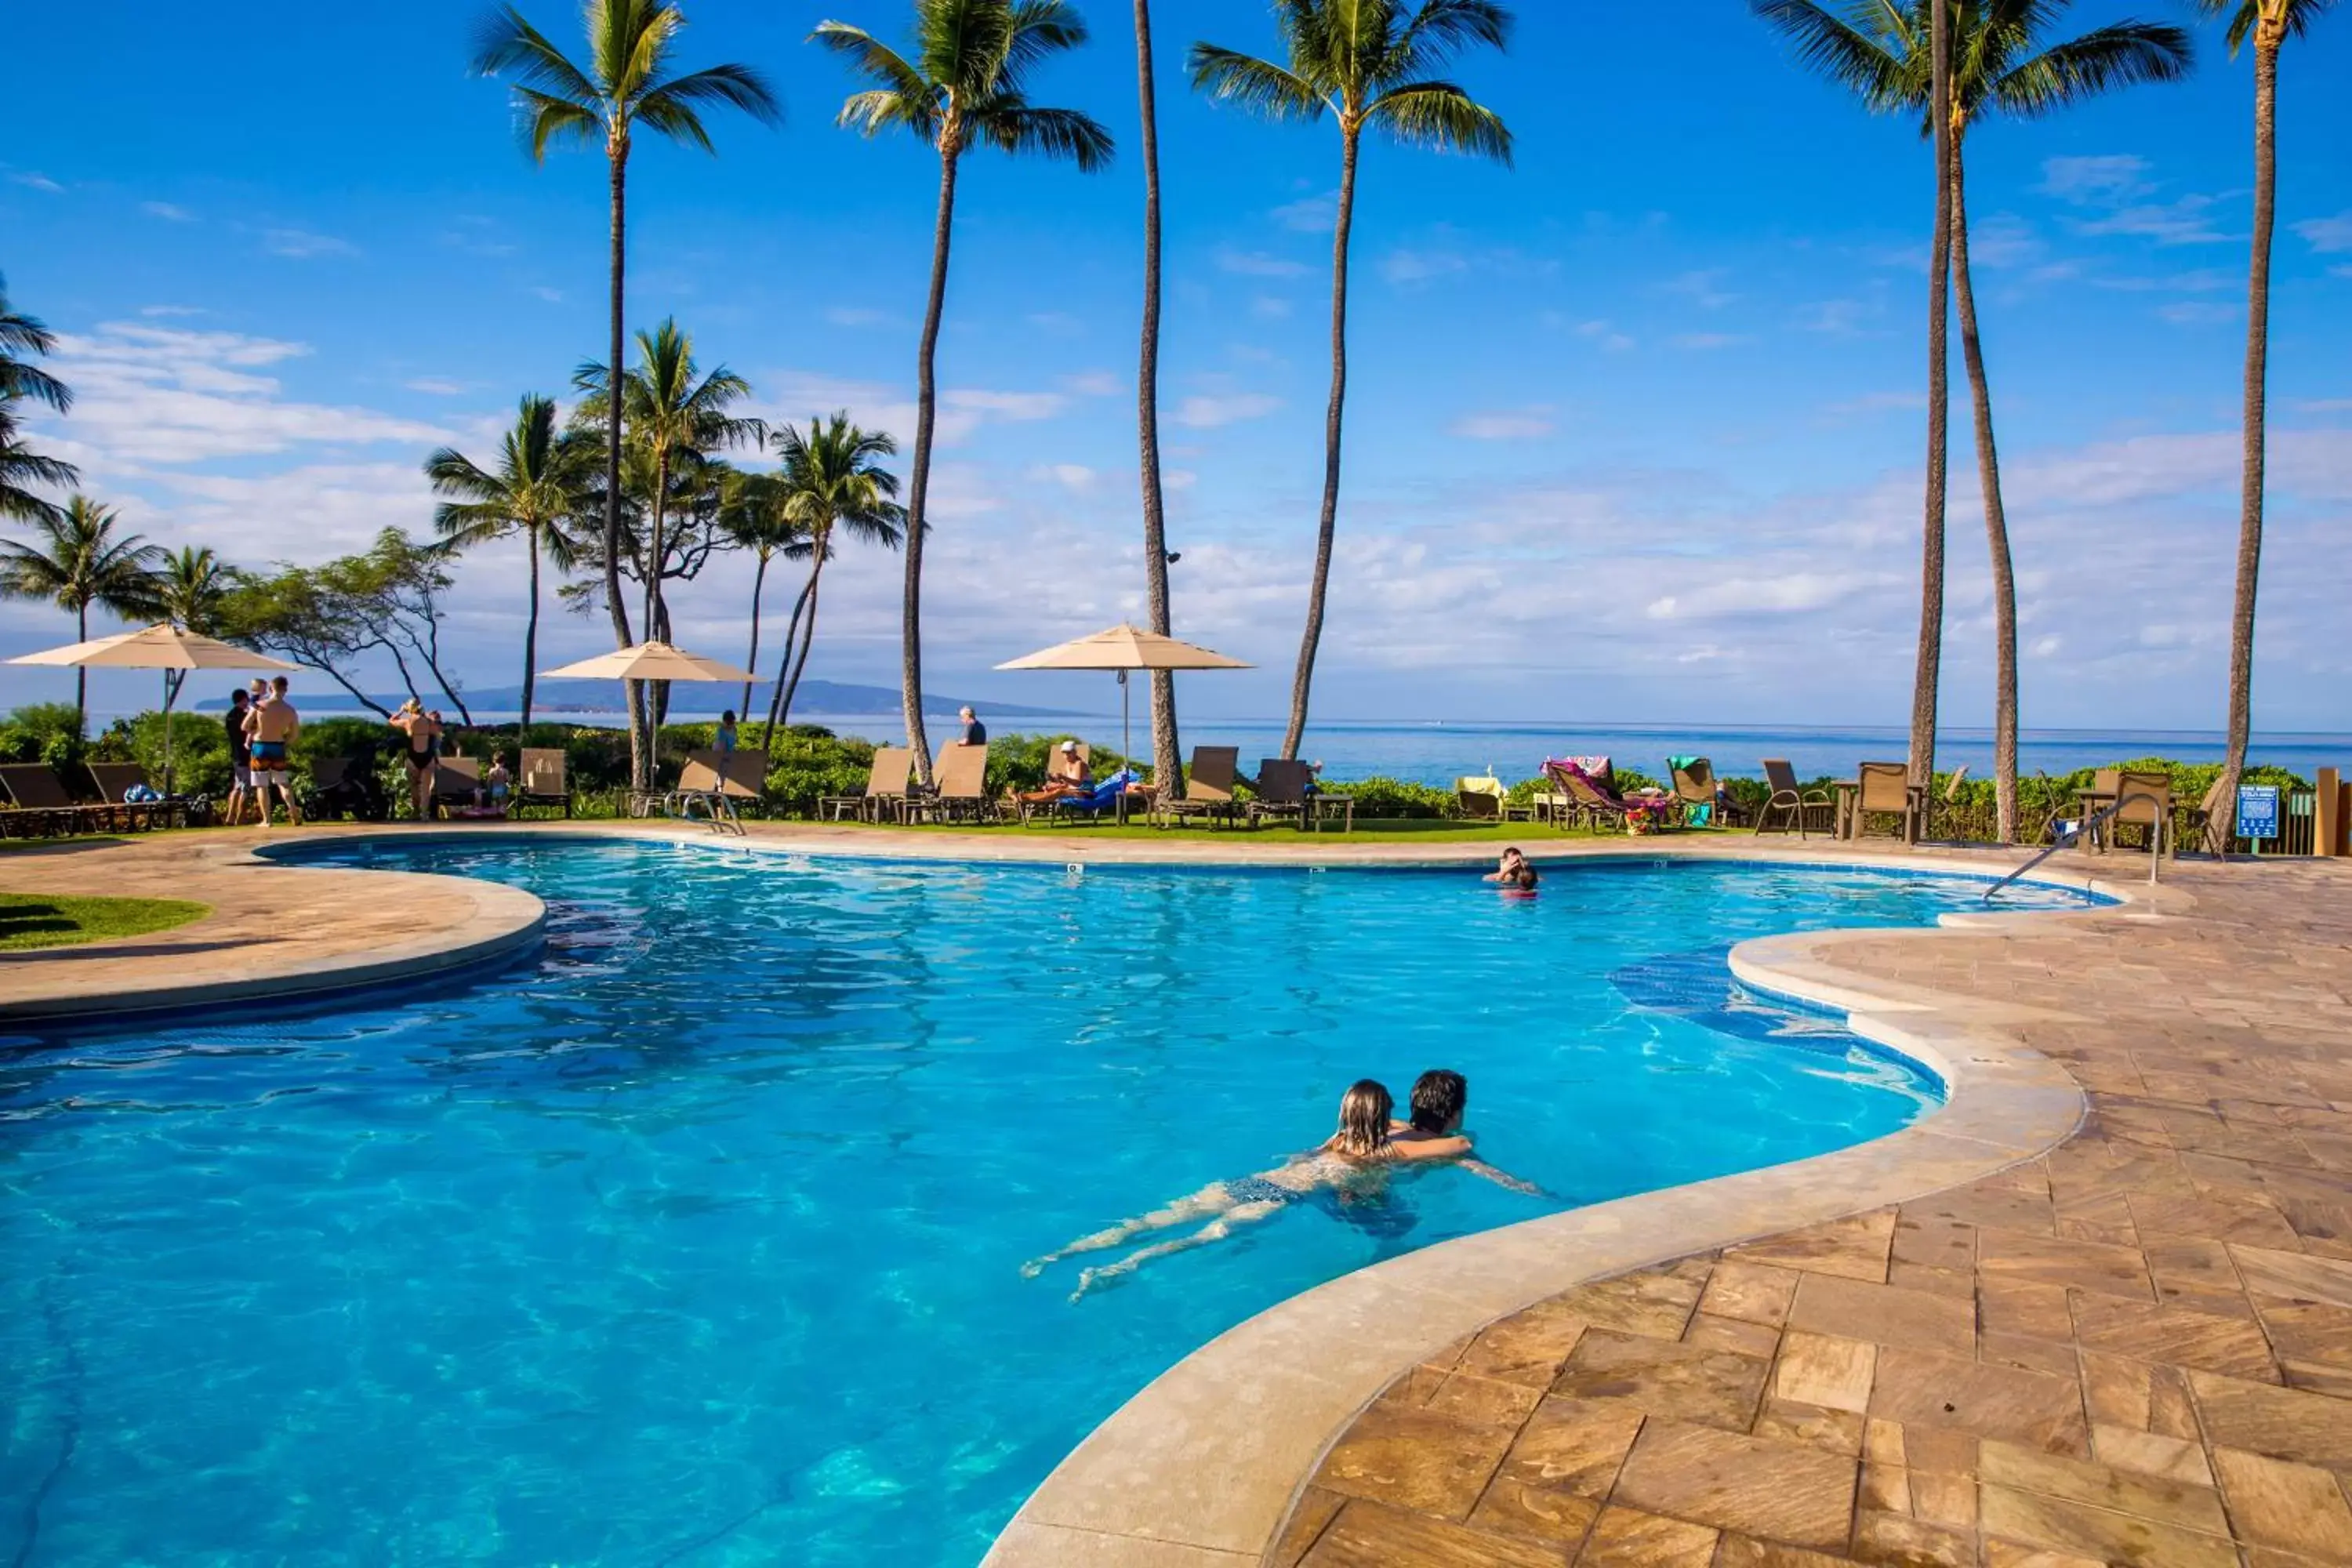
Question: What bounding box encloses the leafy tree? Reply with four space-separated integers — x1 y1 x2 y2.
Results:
0 495 165 731
814 0 1112 781
2195 0 2336 839
426 393 583 728
1753 0 2190 840
762 413 904 731
221 531 471 720
1189 0 1512 760
0 274 78 526
473 0 781 788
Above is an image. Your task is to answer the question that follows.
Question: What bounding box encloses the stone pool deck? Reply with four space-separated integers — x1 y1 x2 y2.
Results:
8 826 2351 1568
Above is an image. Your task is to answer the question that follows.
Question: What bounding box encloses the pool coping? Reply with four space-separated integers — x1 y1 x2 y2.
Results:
977 862 2169 1568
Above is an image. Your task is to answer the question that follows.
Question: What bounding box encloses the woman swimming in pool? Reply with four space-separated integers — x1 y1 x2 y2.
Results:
1023 1080 1471 1300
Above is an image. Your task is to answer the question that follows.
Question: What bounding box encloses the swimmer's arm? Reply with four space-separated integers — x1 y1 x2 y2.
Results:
1391 1134 1472 1162
1459 1156 1544 1196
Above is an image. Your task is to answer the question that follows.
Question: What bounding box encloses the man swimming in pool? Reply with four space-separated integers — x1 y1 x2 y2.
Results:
1023 1080 1471 1300
1393 1069 1544 1196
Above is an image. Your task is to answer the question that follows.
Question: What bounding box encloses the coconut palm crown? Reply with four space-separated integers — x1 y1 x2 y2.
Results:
0 496 166 729
762 414 906 732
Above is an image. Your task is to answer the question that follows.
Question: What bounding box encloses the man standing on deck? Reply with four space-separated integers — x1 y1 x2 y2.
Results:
221 688 253 826
957 705 986 748
244 676 303 829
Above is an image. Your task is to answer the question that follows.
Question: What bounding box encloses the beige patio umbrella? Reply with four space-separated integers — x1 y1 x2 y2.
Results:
540 640 761 684
8 622 300 793
995 622 1251 762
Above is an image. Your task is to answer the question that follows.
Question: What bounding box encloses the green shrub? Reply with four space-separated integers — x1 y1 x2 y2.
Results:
1 702 88 774
1319 775 1453 818
110 711 234 798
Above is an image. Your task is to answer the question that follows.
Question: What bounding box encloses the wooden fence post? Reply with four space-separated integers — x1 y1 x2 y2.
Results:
2320 768 2343 858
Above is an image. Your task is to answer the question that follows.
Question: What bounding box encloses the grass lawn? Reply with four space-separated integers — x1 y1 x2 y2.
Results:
0 891 211 952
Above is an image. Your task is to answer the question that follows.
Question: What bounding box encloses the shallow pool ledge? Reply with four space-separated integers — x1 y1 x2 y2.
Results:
982 890 2128 1568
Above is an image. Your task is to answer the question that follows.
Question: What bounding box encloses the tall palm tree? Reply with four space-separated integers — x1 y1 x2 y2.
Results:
0 496 165 731
765 414 906 732
814 0 1112 782
1133 0 1181 793
717 470 808 723
426 394 583 731
1754 2 2190 839
154 545 234 707
0 275 79 526
2198 0 2334 840
472 0 780 788
1191 2 1512 760
575 320 761 643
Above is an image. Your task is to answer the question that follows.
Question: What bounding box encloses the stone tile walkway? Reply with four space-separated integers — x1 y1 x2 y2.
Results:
1272 861 2352 1568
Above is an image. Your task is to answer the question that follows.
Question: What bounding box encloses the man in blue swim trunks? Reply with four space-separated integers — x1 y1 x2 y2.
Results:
243 675 303 829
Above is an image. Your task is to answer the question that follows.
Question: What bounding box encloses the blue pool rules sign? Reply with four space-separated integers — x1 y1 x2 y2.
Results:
2238 785 2280 842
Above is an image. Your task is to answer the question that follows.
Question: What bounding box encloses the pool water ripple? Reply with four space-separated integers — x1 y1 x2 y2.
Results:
0 844 2091 1566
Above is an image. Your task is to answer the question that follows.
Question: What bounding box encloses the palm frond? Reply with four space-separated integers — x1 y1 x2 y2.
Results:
1002 0 1092 79
1992 21 2195 118
1393 0 1513 77
513 88 604 162
1365 81 1512 161
608 0 684 103
1751 0 1910 108
424 448 504 503
0 361 73 415
1186 43 1329 122
471 4 604 105
975 104 1115 168
643 62 785 132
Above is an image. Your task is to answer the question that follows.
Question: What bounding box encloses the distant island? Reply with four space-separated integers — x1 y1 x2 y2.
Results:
193 677 1083 720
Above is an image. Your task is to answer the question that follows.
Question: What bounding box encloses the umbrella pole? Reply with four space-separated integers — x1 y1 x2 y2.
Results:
1119 670 1131 767
162 669 175 798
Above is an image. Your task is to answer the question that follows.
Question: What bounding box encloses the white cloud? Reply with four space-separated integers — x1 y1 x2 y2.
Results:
1796 299 1869 336
1823 390 1926 417
824 306 894 328
141 201 195 223
8 172 64 193
2157 300 2238 326
139 304 206 318
1215 247 1311 278
1270 192 1337 234
1174 393 1281 429
1661 269 1737 309
1449 408 1555 441
405 377 469 396
262 227 358 260
2294 211 2352 255
2041 155 2226 245
1382 249 1468 285
1965 214 2043 269
1250 296 1293 319
1671 332 1748 350
530 286 564 303
1063 370 1121 397
1036 463 1097 492
1573 319 1635 353
945 389 1065 421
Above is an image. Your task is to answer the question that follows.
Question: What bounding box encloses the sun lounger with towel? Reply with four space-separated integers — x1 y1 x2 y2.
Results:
1023 768 1142 826
1543 758 1673 834
517 748 570 818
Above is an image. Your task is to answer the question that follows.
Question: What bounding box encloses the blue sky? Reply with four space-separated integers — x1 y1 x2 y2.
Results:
4 0 2348 731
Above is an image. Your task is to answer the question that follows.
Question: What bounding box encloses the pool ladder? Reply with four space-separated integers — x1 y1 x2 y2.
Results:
1982 789 2171 904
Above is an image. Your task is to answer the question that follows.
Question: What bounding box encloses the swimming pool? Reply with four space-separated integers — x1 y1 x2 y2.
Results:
0 843 2093 1565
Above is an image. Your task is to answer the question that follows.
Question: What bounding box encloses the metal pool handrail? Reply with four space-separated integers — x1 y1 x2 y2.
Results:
1984 788 2172 903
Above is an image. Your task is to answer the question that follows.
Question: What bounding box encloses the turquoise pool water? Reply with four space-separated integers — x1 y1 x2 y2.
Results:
0 844 2091 1565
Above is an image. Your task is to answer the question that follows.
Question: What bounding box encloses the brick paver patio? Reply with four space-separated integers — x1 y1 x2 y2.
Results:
1275 860 2352 1568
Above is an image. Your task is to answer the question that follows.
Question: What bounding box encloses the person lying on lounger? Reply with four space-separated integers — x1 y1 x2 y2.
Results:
1393 1069 1544 1196
1019 741 1093 803
1022 1080 1470 1301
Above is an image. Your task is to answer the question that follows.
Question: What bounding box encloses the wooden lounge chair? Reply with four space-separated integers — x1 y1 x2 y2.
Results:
668 749 767 834
822 746 912 822
517 748 570 818
1155 746 1245 829
0 763 118 836
1455 775 1507 821
87 761 201 829
429 756 483 818
902 743 994 825
1669 758 1744 828
1755 759 1835 838
1250 758 1352 831
1543 759 1667 834
2184 775 2230 856
2108 768 2174 857
1849 761 1924 844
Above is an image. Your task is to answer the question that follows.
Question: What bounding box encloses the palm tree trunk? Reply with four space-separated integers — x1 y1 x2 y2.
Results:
521 531 541 732
1948 138 2020 843
902 147 962 786
74 601 87 735
1283 125 1360 762
1135 0 1181 796
1911 0 1953 795
782 557 826 728
766 568 816 735
606 143 647 792
651 598 673 730
647 449 671 731
740 549 769 726
2220 21 2281 843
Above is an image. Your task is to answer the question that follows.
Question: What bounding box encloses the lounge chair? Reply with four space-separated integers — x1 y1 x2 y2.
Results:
902 743 995 826
1543 758 1672 835
1755 759 1835 838
1455 774 1508 822
2184 775 2230 856
303 756 391 822
2107 768 2174 857
1668 757 1744 828
1154 746 1245 829
87 761 203 829
1849 761 1924 844
517 748 571 818
1022 768 1142 827
667 749 767 834
1248 759 1352 832
0 763 118 837
822 746 912 822
429 756 483 818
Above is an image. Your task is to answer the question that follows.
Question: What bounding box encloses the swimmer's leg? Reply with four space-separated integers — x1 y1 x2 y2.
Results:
1022 1185 1236 1277
1069 1200 1285 1301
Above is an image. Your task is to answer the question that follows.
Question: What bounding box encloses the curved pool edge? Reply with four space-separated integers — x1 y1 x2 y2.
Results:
981 873 2161 1568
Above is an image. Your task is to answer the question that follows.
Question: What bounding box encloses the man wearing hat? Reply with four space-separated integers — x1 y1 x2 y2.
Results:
1020 739 1094 804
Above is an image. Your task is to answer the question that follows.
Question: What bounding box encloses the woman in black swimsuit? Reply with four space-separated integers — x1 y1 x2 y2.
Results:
391 700 441 820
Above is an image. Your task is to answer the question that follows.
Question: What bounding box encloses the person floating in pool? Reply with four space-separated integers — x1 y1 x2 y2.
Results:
1023 1080 1469 1301
1395 1069 1544 1196
1484 848 1530 884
